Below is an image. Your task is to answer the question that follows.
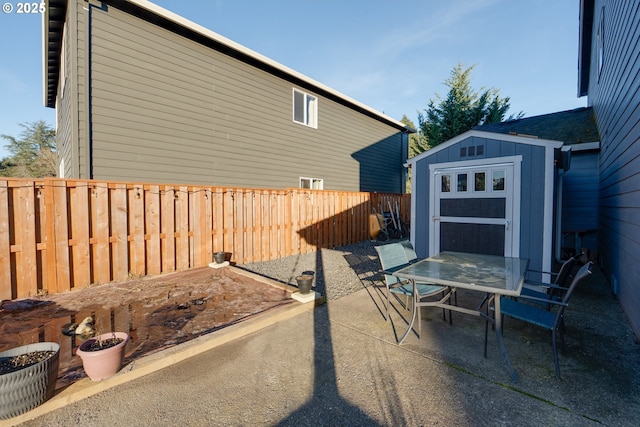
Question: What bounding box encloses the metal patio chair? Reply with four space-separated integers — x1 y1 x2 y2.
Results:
485 261 593 378
399 240 418 262
375 243 452 344
520 252 582 307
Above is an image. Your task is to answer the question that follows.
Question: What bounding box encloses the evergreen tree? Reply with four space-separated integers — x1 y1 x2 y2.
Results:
400 115 428 158
417 64 522 152
0 121 56 178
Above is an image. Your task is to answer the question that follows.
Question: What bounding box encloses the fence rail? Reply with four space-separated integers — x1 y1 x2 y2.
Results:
0 178 410 300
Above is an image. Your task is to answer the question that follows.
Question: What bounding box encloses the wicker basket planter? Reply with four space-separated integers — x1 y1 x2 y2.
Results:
0 342 60 420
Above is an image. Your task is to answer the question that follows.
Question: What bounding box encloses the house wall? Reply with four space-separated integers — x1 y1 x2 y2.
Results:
411 135 549 273
560 150 599 255
586 0 640 336
57 0 89 179
64 2 405 192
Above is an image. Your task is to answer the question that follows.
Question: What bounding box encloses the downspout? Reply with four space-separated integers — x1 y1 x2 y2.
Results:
85 1 109 179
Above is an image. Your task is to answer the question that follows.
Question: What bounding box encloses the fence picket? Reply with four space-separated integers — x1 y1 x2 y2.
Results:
176 186 189 270
160 186 176 273
128 184 145 277
145 185 161 276
110 183 128 282
70 183 91 289
91 183 111 284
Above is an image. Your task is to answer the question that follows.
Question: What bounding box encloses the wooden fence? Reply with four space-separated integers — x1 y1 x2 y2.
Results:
0 178 410 300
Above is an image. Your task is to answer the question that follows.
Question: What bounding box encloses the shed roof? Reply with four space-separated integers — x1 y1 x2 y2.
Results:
473 107 600 145
406 129 564 166
43 0 412 133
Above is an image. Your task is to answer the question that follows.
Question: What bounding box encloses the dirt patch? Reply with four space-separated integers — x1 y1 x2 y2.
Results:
0 266 292 389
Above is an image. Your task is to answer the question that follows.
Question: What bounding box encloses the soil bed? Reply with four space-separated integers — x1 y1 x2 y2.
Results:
79 338 124 352
0 266 292 389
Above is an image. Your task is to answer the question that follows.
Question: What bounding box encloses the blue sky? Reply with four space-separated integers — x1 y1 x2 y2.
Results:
0 0 586 160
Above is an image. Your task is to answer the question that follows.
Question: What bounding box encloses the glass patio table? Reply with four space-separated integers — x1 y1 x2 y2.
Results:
391 251 529 381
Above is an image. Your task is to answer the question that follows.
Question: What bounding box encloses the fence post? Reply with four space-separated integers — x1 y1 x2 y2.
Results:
0 181 11 299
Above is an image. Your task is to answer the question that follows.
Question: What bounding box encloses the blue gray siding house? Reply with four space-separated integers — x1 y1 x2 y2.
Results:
578 0 640 338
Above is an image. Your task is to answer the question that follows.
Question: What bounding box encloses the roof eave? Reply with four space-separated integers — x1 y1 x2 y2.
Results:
43 0 66 108
578 0 595 97
44 0 412 132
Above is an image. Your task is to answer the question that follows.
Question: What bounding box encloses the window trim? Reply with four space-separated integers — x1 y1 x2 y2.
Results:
300 177 323 190
292 88 318 128
597 6 605 80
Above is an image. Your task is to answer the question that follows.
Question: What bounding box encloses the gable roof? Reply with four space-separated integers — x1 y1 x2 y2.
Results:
43 0 412 133
473 107 600 146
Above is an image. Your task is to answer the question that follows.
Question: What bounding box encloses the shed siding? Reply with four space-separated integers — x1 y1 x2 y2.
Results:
80 4 402 191
587 1 640 336
412 136 548 273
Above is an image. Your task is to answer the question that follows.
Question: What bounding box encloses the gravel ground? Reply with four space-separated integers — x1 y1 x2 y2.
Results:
239 240 385 300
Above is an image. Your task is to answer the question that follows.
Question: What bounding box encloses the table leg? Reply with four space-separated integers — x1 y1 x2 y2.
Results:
494 294 519 382
398 279 418 345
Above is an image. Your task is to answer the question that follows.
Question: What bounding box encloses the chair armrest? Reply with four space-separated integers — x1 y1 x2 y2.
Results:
523 280 569 291
381 262 411 275
525 269 558 277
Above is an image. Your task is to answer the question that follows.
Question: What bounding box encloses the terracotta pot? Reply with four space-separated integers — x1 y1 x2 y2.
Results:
76 332 128 381
296 275 313 294
0 342 59 420
213 252 226 264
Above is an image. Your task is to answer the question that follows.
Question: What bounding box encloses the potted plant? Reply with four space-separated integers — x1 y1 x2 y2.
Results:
76 332 129 381
0 342 60 420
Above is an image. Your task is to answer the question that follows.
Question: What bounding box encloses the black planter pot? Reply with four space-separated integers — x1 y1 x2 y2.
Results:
213 252 226 264
296 275 313 294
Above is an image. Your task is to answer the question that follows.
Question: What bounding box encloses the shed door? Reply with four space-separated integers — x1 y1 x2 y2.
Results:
430 161 519 257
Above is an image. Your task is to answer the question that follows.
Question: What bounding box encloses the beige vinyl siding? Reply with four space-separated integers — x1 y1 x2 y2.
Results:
56 15 72 178
55 1 86 179
84 4 402 191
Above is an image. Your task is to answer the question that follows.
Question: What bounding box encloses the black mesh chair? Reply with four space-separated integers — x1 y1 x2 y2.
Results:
519 252 582 307
486 261 593 378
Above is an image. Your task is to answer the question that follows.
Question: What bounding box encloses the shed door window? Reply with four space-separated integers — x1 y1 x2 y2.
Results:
293 89 318 128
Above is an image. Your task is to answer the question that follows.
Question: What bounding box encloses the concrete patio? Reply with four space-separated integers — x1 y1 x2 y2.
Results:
9 244 640 426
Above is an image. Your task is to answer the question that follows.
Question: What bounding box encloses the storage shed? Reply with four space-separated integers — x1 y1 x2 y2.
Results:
407 130 563 276
407 107 600 276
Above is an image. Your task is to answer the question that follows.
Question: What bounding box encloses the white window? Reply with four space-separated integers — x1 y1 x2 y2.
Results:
61 23 67 97
597 7 605 79
293 89 317 128
300 177 323 189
